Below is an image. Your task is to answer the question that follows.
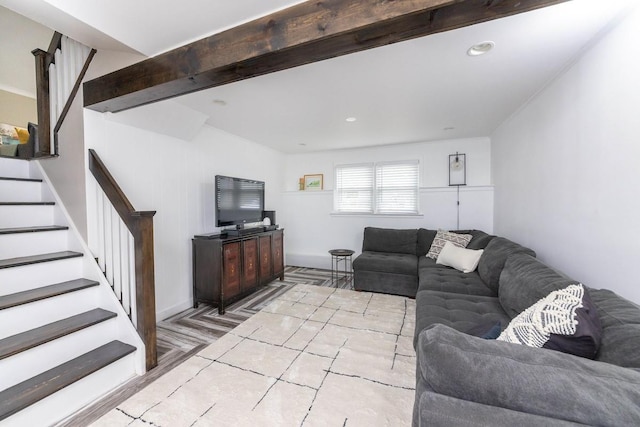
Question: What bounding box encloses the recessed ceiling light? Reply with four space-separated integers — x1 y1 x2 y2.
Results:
467 41 495 56
212 99 227 106
346 117 357 122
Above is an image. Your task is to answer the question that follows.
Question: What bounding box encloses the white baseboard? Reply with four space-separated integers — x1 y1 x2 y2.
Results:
156 299 193 321
286 253 334 270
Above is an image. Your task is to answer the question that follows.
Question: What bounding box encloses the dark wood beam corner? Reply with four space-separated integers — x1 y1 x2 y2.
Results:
83 0 569 114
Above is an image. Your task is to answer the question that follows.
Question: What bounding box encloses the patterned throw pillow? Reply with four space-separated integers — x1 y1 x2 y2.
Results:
426 230 472 259
497 283 602 359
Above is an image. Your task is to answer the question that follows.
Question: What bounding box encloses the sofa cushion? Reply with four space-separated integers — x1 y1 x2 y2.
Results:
477 236 536 292
352 251 417 276
465 321 502 339
436 242 483 273
452 229 495 250
0 144 18 156
415 391 583 427
17 122 37 159
354 270 417 298
426 230 472 259
417 324 640 426
414 290 509 348
418 262 495 297
497 284 603 359
361 227 417 255
590 288 640 368
416 228 437 257
499 253 575 318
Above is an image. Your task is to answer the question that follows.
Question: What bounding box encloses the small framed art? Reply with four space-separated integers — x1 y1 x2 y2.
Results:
304 174 324 191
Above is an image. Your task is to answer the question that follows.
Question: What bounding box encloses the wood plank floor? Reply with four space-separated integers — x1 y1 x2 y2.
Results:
59 266 350 427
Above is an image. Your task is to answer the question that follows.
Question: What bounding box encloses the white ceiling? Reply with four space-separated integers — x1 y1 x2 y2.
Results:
1 0 635 153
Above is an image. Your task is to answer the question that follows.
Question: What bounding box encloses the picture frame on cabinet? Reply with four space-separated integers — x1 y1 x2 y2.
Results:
304 174 323 191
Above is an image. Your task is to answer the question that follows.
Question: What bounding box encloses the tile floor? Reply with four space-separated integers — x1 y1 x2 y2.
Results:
91 284 416 427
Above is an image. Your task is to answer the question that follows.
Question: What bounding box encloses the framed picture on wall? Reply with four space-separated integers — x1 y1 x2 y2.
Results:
304 174 323 191
449 153 466 186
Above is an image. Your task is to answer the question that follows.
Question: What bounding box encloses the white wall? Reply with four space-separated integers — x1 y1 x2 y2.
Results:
492 6 640 303
282 138 493 268
84 112 285 320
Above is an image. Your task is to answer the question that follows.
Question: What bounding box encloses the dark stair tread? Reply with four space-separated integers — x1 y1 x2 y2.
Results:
0 251 83 269
0 202 55 206
0 308 117 360
0 340 136 421
0 177 42 183
0 226 69 235
0 279 98 311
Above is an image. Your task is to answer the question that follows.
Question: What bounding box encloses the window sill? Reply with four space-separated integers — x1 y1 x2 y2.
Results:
330 212 424 218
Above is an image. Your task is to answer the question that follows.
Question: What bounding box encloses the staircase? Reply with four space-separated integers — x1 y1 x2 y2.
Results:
0 157 144 426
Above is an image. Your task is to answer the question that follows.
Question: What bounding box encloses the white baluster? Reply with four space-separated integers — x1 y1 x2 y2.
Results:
62 36 73 103
129 232 137 325
104 200 114 286
120 225 131 316
112 209 122 301
48 62 57 147
97 190 106 272
54 48 64 122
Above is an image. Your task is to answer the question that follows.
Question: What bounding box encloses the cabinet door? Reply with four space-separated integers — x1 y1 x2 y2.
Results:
243 238 259 289
259 235 272 281
272 231 284 278
223 242 242 299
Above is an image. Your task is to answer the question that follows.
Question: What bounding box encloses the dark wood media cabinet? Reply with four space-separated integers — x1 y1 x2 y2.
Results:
192 229 284 314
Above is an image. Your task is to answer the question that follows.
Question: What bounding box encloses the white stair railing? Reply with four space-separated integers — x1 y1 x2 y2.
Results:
95 185 137 324
33 33 95 157
49 35 93 155
88 149 157 370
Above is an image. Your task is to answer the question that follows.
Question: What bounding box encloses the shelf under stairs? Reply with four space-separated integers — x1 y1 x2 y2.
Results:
0 157 142 426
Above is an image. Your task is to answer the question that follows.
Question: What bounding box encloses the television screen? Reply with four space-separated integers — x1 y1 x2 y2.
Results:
215 175 265 227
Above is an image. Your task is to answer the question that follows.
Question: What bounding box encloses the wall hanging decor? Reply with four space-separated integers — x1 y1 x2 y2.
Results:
449 153 466 229
449 152 466 186
304 174 323 191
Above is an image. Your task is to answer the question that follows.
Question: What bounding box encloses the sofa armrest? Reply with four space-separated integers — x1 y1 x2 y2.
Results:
417 324 640 426
415 391 582 427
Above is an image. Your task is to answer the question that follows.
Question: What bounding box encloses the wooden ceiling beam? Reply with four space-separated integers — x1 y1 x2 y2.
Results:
83 0 569 113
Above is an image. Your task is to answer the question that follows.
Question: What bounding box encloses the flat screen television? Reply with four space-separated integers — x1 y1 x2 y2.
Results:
215 175 265 227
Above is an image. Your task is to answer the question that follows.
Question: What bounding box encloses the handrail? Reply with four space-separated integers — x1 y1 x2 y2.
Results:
88 148 158 370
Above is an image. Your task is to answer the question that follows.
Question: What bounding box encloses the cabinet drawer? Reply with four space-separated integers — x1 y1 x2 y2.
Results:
243 238 258 288
259 235 272 280
223 242 241 299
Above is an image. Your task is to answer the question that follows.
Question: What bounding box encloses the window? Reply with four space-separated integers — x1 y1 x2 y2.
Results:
334 160 419 214
334 163 374 213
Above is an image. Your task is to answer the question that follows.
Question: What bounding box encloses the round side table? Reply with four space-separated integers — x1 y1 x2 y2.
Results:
329 249 355 288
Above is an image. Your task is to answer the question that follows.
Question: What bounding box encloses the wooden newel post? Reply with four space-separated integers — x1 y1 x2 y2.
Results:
32 48 51 156
134 213 157 371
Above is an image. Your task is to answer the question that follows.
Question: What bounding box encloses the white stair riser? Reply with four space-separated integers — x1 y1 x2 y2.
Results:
1 352 138 427
0 230 69 259
0 257 83 296
0 318 119 390
0 287 99 337
0 158 29 179
0 180 42 202
0 205 54 228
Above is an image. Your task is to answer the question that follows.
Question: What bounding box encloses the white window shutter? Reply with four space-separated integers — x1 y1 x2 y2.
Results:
375 161 419 214
334 164 374 213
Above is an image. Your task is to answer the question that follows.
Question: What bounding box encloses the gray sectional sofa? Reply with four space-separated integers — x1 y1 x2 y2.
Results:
352 227 640 426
